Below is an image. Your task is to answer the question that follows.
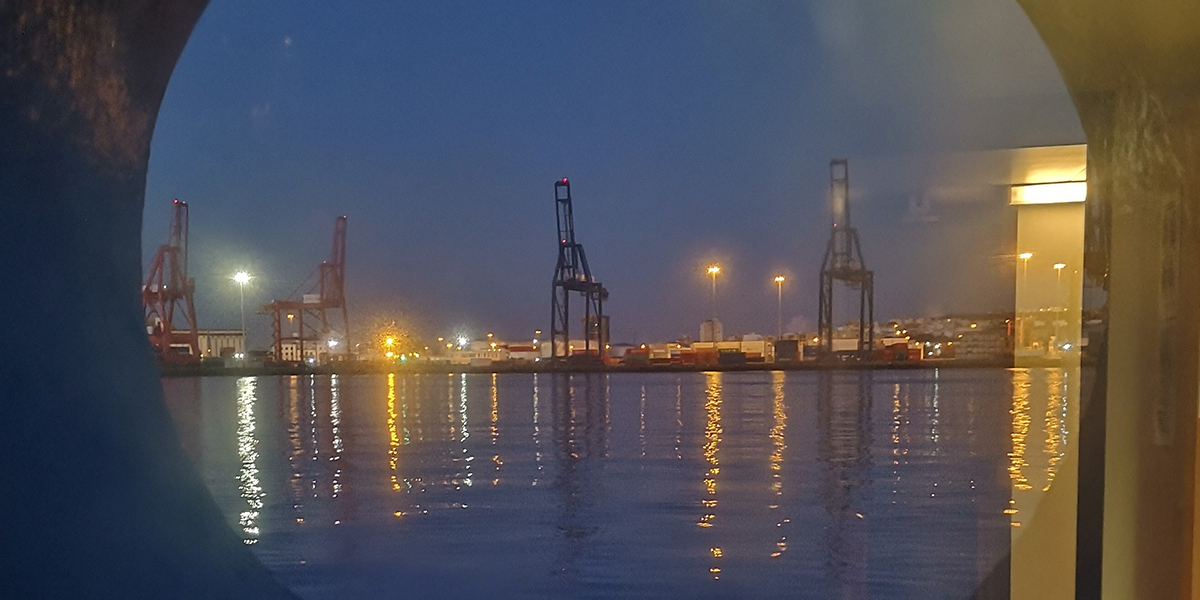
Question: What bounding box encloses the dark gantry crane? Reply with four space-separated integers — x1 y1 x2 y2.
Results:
263 216 349 363
550 178 609 364
143 199 201 362
817 159 874 360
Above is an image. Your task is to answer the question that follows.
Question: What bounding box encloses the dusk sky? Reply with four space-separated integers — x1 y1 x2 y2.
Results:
143 0 1084 346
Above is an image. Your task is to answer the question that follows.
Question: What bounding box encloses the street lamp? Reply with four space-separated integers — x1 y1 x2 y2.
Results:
773 275 786 338
1015 253 1034 350
1053 262 1067 349
707 264 721 322
232 271 251 355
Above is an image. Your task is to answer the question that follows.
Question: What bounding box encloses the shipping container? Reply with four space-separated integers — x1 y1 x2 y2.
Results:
622 347 649 365
774 340 800 362
695 350 719 366
717 351 747 366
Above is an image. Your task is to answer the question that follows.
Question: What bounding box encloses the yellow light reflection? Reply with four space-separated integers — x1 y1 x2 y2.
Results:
236 377 263 544
769 371 789 557
700 372 723 578
387 373 400 491
330 374 343 498
532 373 542 486
1008 369 1033 523
491 373 502 485
1043 369 1067 490
455 373 473 489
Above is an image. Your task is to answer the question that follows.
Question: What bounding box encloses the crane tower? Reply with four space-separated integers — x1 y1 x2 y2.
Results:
817 159 874 359
263 216 349 363
142 199 201 362
550 178 609 364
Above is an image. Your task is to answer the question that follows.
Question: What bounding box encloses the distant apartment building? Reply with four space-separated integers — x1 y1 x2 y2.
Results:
700 319 724 343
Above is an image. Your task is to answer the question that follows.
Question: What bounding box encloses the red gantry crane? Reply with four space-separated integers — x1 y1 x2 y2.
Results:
143 199 201 362
263 216 349 363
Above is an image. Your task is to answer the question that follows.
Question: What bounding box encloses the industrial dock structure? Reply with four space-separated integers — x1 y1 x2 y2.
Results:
146 144 1089 374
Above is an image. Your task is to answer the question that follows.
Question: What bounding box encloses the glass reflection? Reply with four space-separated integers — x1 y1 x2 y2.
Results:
235 377 263 544
1043 369 1066 490
1008 369 1033 496
1008 366 1080 598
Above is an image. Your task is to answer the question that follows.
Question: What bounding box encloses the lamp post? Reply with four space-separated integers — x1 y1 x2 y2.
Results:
1053 263 1067 350
707 265 721 323
774 275 786 338
232 271 251 355
1016 253 1033 349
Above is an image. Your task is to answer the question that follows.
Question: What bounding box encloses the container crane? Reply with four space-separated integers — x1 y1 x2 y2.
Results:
817 159 874 359
263 216 349 363
550 178 609 364
142 199 201 362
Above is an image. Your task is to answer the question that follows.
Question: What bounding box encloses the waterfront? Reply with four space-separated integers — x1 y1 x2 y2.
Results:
163 369 1079 599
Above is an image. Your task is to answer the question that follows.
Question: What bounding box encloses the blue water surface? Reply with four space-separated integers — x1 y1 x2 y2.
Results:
164 370 1037 599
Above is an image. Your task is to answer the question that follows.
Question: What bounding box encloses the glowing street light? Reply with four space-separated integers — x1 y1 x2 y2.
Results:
707 264 721 322
1054 262 1067 289
1018 252 1033 278
231 271 252 351
773 275 786 338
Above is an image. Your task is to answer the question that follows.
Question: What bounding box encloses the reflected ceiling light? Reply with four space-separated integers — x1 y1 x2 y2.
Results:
1010 181 1086 205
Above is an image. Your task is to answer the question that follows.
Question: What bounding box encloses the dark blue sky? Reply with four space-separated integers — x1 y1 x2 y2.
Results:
144 0 1083 346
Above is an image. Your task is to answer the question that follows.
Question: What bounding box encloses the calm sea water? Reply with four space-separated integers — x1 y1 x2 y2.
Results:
162 369 1074 599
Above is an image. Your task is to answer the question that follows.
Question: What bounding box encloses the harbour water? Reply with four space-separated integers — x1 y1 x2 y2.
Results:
162 369 1077 599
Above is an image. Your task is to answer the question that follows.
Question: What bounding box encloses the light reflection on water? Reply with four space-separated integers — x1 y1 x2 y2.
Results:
235 377 262 544
163 369 1083 599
